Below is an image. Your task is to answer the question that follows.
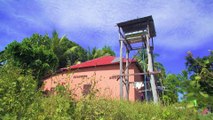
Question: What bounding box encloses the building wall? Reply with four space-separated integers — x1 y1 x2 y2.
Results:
43 63 143 101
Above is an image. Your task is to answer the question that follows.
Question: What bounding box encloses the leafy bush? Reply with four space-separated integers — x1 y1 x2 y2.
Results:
0 64 37 119
24 85 75 120
74 97 198 120
25 93 75 120
198 113 213 120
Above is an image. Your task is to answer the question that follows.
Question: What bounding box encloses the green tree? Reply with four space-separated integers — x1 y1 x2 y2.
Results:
102 46 116 56
3 34 58 87
186 51 213 95
136 50 180 104
0 51 6 67
87 46 115 60
0 32 92 87
160 73 185 105
51 31 87 68
182 51 213 107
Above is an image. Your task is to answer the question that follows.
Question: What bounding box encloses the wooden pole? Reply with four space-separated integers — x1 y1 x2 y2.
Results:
119 35 123 100
146 25 158 103
125 50 129 100
142 49 148 101
117 71 160 77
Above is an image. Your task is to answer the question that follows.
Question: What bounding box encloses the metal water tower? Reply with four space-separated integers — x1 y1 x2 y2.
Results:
117 16 159 103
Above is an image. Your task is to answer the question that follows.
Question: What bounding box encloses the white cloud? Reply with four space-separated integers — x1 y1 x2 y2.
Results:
1 0 212 51
35 0 213 50
139 0 213 50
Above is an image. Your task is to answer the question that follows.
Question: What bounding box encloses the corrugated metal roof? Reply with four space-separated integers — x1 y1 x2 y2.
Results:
60 56 136 71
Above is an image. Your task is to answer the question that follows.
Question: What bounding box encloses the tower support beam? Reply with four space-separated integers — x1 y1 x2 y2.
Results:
125 50 129 100
145 32 158 103
119 39 124 99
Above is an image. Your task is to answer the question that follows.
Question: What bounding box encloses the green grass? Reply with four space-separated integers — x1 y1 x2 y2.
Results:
73 97 198 120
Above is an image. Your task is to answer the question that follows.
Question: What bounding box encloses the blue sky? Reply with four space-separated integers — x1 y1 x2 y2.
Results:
0 0 213 74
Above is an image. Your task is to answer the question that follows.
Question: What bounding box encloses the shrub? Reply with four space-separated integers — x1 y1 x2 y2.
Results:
73 98 198 120
198 113 213 120
0 64 37 119
25 85 75 120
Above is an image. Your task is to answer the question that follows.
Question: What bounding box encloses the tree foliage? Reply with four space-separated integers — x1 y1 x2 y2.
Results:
0 63 38 119
160 74 180 104
3 34 58 87
0 51 6 67
0 32 90 87
182 51 213 107
87 46 115 60
51 31 87 68
186 51 213 95
136 50 179 104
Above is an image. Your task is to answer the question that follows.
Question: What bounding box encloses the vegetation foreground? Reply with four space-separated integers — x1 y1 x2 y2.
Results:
0 65 211 120
0 32 212 119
